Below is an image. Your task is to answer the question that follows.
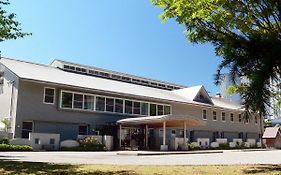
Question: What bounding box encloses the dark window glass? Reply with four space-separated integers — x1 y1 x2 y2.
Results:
141 103 148 116
125 100 133 114
222 112 226 121
22 122 33 138
50 138 55 144
230 113 234 122
202 110 207 120
150 104 156 116
35 138 40 144
133 102 141 115
213 111 217 120
157 105 164 115
61 92 73 108
44 88 55 104
115 99 123 113
164 106 171 115
73 94 83 109
84 95 95 110
79 125 88 135
106 98 114 112
96 97 105 111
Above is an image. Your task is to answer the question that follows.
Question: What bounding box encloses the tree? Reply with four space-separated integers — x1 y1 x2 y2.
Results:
0 0 30 42
1 118 11 132
151 0 281 116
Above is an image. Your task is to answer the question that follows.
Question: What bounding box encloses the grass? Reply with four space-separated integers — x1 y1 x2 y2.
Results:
0 160 281 175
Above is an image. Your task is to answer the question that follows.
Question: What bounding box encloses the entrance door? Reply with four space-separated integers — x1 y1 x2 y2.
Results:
121 127 145 150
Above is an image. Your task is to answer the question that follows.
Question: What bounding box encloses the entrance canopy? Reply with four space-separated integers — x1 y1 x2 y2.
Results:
117 114 204 128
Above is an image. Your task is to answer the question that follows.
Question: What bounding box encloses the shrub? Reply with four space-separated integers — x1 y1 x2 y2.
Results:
187 143 200 151
218 143 230 149
0 138 9 144
61 136 106 151
0 144 32 151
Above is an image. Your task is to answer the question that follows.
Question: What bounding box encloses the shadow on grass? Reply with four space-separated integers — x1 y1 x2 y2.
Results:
243 165 281 174
0 160 137 175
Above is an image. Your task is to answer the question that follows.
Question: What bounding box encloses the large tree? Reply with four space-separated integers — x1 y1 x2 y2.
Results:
152 0 281 116
0 0 30 42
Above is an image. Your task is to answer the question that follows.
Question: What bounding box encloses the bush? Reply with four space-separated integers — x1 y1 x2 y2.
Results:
0 138 9 144
218 143 230 149
0 144 32 151
187 143 200 151
61 136 106 151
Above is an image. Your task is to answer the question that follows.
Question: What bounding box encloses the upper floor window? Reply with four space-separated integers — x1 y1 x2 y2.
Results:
238 114 242 122
115 99 123 113
221 112 226 122
61 91 73 108
255 116 258 124
44 88 55 104
133 102 141 115
150 104 157 116
106 98 114 112
230 113 234 122
141 102 149 116
157 105 164 115
84 95 95 111
213 111 217 121
164 106 171 115
202 109 207 120
96 96 105 111
125 100 133 114
73 94 83 109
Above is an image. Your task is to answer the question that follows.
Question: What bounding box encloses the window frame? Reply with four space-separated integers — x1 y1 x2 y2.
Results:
202 109 207 120
221 112 226 122
213 111 217 121
43 87 55 105
230 113 234 123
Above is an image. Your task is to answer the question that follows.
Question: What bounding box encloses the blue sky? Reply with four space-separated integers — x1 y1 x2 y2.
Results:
1 0 222 95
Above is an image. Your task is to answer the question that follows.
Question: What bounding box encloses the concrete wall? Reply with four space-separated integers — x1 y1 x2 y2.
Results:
30 133 60 151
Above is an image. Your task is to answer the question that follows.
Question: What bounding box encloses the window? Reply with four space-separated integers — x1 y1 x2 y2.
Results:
84 95 95 111
105 98 114 112
73 93 83 109
141 102 148 116
79 125 88 135
213 111 217 121
150 104 157 116
164 106 171 115
221 112 226 121
157 105 164 115
115 99 123 113
35 138 40 144
61 92 73 108
22 122 32 139
220 132 224 138
202 109 207 120
230 113 234 122
44 88 55 104
244 114 250 124
238 114 242 122
50 138 55 145
133 102 141 115
96 97 105 111
125 100 133 114
171 130 176 135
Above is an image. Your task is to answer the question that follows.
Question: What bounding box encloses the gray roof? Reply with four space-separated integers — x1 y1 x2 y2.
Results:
0 57 242 110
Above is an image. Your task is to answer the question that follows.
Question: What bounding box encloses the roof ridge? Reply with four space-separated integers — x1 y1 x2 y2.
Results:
1 56 55 69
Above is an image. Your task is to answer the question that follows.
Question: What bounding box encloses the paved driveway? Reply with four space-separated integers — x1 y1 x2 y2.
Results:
0 150 281 165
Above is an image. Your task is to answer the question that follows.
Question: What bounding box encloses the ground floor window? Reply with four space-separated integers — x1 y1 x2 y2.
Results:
79 125 88 135
22 121 33 138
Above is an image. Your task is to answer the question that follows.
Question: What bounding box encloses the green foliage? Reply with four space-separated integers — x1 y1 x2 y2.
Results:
187 143 200 151
152 0 281 115
61 136 106 151
0 138 9 144
0 0 31 42
1 118 11 132
0 144 32 151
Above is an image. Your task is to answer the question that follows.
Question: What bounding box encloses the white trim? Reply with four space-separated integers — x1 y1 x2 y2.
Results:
238 113 242 123
43 87 55 105
202 109 207 120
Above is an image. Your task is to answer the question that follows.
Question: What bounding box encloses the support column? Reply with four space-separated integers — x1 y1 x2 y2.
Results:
160 121 168 151
184 121 187 150
145 124 148 149
119 124 122 149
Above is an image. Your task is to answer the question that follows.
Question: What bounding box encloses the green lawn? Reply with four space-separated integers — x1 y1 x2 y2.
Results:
0 160 281 175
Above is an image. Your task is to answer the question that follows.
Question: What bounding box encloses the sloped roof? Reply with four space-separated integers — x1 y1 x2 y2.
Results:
0 57 242 110
262 127 281 139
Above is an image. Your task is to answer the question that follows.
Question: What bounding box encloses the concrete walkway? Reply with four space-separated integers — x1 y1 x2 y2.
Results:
0 149 281 165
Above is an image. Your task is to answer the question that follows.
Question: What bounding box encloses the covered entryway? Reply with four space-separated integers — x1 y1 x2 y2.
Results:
117 115 203 151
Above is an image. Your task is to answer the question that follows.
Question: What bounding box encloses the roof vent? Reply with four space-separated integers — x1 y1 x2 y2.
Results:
216 92 222 98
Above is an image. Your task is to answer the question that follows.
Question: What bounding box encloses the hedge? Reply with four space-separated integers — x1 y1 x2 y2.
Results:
0 144 32 151
61 144 106 151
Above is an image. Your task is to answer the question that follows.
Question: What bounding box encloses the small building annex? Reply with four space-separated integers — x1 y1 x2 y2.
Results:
0 57 261 150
